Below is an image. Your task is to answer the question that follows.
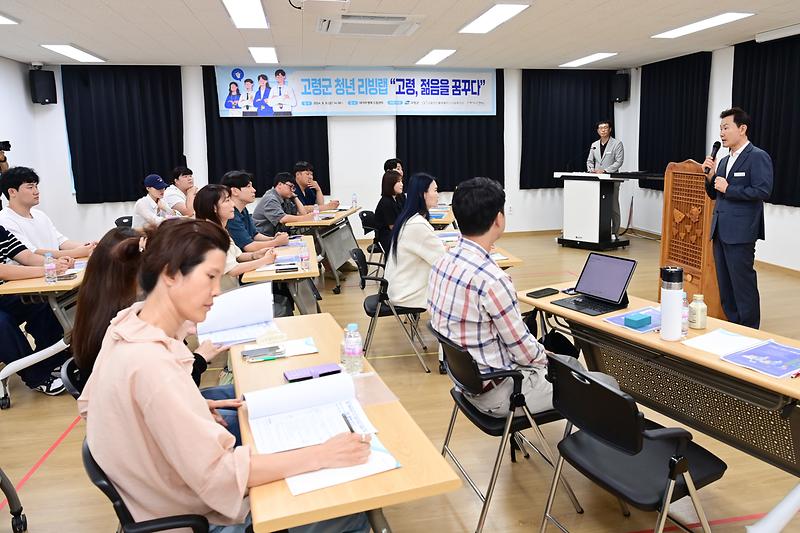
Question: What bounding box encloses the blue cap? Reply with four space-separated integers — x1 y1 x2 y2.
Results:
143 174 168 190
347 323 358 332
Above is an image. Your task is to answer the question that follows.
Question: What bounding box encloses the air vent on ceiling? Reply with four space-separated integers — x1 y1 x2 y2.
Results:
317 14 421 37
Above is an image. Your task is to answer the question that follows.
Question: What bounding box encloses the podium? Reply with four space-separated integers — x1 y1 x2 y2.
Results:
659 160 726 320
554 172 628 251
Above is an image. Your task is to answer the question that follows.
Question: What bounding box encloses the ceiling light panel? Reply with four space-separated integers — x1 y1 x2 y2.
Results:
459 4 529 34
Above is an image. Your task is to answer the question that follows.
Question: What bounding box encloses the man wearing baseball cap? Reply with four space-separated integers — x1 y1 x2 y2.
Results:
132 174 180 229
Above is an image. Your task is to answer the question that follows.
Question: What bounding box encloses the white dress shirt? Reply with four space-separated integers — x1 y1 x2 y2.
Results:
725 140 750 177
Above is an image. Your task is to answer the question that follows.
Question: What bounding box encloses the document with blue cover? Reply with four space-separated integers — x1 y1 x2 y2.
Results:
721 340 800 379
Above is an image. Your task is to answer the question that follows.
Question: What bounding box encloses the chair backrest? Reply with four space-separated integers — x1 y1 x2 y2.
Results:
430 328 485 395
359 210 377 235
115 216 132 228
547 353 644 455
60 357 85 400
350 247 388 294
82 439 136 525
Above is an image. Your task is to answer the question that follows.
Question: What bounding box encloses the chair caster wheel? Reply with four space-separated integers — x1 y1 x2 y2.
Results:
438 361 447 375
0 396 10 409
332 286 341 294
12 513 27 532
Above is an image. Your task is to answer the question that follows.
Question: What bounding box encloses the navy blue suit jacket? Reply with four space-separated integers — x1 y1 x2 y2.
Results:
705 143 773 244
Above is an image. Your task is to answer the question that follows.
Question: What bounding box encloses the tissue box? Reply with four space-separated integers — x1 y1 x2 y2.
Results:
624 312 652 329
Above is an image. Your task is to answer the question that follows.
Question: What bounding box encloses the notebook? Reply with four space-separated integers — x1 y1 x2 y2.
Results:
244 373 377 454
196 283 274 346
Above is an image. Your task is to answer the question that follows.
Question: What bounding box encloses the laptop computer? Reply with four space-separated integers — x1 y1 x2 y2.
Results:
552 253 637 316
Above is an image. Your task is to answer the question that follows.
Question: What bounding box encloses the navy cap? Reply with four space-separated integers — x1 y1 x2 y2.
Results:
143 174 168 190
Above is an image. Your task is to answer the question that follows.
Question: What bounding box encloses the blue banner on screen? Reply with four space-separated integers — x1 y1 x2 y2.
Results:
214 66 495 117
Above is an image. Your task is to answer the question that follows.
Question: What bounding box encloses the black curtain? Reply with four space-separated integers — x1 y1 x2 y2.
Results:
638 52 711 191
61 66 184 203
202 66 330 195
520 69 615 189
733 36 800 208
396 69 504 191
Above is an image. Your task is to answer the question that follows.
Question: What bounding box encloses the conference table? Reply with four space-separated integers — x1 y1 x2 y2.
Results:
241 236 321 315
518 283 800 478
230 313 461 532
0 270 82 409
429 206 455 230
435 231 522 270
285 206 360 295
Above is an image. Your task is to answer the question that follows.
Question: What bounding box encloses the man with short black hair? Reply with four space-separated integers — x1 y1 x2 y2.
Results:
0 166 95 263
293 161 339 211
164 166 197 217
252 172 314 236
587 120 625 238
220 170 289 252
703 107 773 329
429 177 553 415
383 158 403 177
268 68 297 116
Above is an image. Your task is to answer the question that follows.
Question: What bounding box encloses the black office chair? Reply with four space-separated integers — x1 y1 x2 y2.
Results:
350 248 430 372
1 468 27 532
60 357 85 400
540 354 727 533
358 210 385 272
431 329 582 533
82 439 209 533
115 216 133 228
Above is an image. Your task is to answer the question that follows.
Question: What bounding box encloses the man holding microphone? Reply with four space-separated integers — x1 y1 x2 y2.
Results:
703 107 773 329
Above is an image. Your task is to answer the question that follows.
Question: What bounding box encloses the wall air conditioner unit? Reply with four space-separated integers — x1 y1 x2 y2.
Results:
317 14 421 37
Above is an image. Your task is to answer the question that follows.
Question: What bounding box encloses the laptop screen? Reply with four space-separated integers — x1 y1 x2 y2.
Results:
574 253 637 304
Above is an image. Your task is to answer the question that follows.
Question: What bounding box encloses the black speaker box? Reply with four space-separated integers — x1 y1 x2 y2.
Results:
612 72 629 103
29 69 57 105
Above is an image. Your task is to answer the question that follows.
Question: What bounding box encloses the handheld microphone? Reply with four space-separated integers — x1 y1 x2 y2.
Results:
704 141 722 174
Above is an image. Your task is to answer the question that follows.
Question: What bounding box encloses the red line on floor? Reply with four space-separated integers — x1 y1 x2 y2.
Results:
624 511 768 533
0 415 81 511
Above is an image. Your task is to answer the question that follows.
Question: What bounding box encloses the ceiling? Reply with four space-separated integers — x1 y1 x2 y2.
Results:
1 0 799 69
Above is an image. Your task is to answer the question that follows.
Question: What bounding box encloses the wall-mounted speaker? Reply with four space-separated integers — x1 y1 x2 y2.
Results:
612 72 630 103
29 70 57 105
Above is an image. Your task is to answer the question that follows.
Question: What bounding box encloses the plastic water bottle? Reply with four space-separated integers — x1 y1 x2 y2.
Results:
343 323 364 375
44 253 57 284
351 192 358 209
681 292 689 338
299 244 310 270
312 204 320 221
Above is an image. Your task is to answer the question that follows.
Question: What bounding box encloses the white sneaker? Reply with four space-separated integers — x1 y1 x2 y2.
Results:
33 376 65 396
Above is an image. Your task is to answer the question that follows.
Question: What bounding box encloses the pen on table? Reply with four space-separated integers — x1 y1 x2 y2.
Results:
341 413 355 433
790 370 800 379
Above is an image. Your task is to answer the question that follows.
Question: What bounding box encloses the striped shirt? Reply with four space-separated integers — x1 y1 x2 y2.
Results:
0 225 28 285
428 237 546 372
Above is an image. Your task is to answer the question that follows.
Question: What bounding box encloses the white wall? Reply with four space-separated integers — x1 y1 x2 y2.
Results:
2 54 798 270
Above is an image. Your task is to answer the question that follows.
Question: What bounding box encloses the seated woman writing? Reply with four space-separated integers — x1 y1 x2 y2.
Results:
78 218 370 532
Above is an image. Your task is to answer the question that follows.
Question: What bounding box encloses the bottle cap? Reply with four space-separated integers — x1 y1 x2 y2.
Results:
693 294 704 301
660 266 683 283
347 323 358 332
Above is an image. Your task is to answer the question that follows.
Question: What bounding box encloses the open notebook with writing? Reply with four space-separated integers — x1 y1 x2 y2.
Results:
244 373 399 494
196 283 274 346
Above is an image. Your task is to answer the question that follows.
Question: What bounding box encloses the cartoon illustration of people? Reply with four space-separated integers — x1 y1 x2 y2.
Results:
224 82 241 109
268 69 297 117
253 74 274 117
239 78 257 116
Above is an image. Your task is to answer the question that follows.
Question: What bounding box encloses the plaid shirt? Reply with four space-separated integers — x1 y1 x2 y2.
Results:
428 237 546 372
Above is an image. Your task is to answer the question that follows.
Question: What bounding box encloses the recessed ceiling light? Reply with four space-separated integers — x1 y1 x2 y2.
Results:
559 52 617 68
249 46 278 64
0 13 19 25
459 3 529 34
41 45 104 63
652 12 753 39
416 49 456 65
221 0 269 29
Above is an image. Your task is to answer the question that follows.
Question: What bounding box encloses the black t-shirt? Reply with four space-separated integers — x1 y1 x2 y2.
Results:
600 141 608 159
374 194 405 253
0 226 27 285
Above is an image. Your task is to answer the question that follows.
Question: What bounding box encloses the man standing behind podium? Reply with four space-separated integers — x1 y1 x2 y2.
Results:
703 107 773 329
586 120 624 238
